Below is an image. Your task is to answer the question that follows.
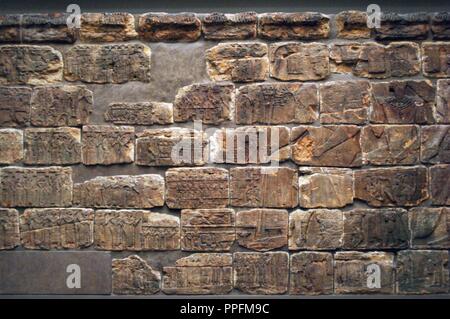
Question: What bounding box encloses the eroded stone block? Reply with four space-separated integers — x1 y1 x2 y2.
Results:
105 102 173 125
410 207 450 249
336 11 370 39
290 252 333 295
138 13 201 41
0 87 31 127
0 129 22 164
81 13 137 42
436 79 450 123
431 12 450 39
201 12 257 40
0 208 19 249
420 125 450 163
430 164 450 205
422 42 450 78
375 13 429 40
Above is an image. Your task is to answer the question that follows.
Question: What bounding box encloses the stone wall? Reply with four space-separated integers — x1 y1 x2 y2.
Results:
0 11 449 295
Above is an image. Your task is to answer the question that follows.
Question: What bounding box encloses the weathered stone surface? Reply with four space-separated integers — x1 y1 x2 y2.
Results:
0 45 63 85
298 167 353 208
181 208 235 251
397 250 449 294
0 208 19 249
0 14 75 43
24 128 81 165
343 209 409 249
81 125 134 165
0 167 72 207
30 85 93 127
258 12 330 40
330 42 420 78
138 13 201 41
430 164 450 205
354 167 428 207
269 42 329 81
0 129 22 164
370 80 436 124
73 174 164 209
105 102 173 125
361 125 420 165
334 252 395 294
422 42 450 78
206 43 269 82
290 252 333 295
80 13 137 42
319 80 370 124
420 125 450 163
236 209 288 251
112 255 160 295
211 126 290 164
436 79 450 123
166 168 229 209
0 87 31 127
173 82 233 124
235 83 318 124
375 13 429 40
137 128 207 166
20 208 94 249
201 12 257 40
336 11 370 39
234 252 289 294
431 12 450 39
95 210 180 251
64 44 151 83
163 253 233 294
410 207 450 249
291 125 362 167
230 167 298 208
289 209 343 250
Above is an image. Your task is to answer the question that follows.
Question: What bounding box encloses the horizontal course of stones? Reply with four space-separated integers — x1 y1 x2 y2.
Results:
0 10 449 296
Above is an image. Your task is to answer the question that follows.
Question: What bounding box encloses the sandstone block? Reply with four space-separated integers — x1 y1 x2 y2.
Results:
375 13 429 40
290 252 333 295
436 79 450 123
420 125 450 163
80 13 137 42
0 86 31 127
0 208 19 249
410 207 450 249
336 11 370 39
430 164 450 205
138 13 201 42
105 102 173 125
0 129 23 164
422 42 450 78
201 12 257 40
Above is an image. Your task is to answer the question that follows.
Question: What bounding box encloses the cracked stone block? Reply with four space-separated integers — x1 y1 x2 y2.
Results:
163 253 233 294
290 252 333 295
335 252 395 294
397 250 449 294
234 252 289 294
201 12 257 40
343 208 409 249
420 125 450 163
436 79 450 123
0 129 23 164
105 102 173 125
0 208 19 249
410 207 450 249
20 208 94 249
269 42 329 81
112 255 161 295
0 45 63 85
95 210 180 251
73 174 164 209
258 12 330 40
291 125 362 167
423 42 450 78
0 167 72 207
210 126 290 164
235 83 318 124
181 208 235 251
298 167 353 208
136 128 207 166
354 166 428 207
230 167 298 208
289 209 343 250
319 80 370 124
370 80 436 124
81 125 134 165
430 164 450 205
30 85 93 127
173 82 234 124
138 13 201 41
431 12 450 39
166 168 229 209
0 86 31 127
24 127 81 165
80 13 137 42
375 13 429 40
206 42 269 82
361 125 420 165
336 11 370 39
64 44 151 83
236 209 288 251
329 42 364 73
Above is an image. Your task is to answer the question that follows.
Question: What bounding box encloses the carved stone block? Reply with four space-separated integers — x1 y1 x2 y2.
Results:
0 129 23 164
430 164 450 205
420 125 450 163
235 83 319 124
0 86 31 127
431 13 450 39
80 13 137 42
105 102 173 125
138 13 201 41
436 79 450 123
166 168 229 209
410 207 450 249
336 11 370 39
290 252 333 295
0 208 19 249
201 12 257 40
230 167 298 208
181 208 235 251
329 42 364 73
81 125 134 165
422 42 450 77
375 13 429 40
